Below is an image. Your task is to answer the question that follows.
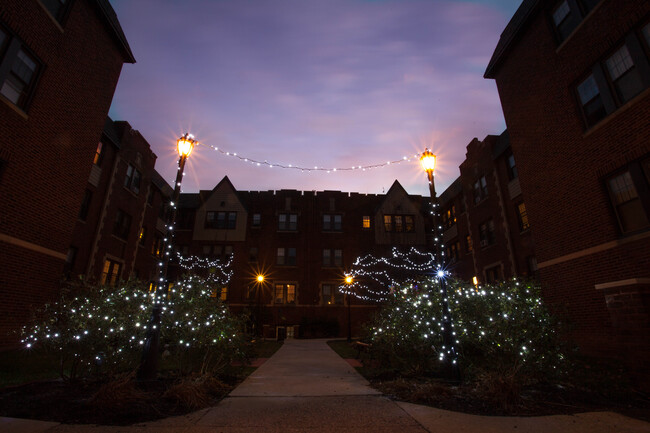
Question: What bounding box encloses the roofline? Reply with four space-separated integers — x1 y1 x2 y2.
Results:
484 0 539 79
93 0 136 63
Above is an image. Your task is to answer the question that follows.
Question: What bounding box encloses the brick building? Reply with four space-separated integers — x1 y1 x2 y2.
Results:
0 0 134 347
68 118 172 285
440 131 536 283
484 0 650 384
174 177 432 339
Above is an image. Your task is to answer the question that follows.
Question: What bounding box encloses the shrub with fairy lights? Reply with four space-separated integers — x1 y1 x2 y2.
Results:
367 277 570 383
20 279 153 380
21 254 248 379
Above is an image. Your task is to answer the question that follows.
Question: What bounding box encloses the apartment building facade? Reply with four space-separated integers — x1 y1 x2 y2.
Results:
0 0 134 347
68 119 172 285
439 131 536 283
174 177 432 339
485 0 650 384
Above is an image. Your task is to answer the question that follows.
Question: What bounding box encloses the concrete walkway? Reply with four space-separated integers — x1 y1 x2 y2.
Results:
2 339 650 432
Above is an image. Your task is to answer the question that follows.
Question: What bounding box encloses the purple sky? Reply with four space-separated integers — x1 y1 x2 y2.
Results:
108 0 521 197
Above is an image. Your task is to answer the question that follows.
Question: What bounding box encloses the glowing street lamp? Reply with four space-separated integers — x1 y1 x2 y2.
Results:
421 148 459 381
139 133 197 380
257 274 265 283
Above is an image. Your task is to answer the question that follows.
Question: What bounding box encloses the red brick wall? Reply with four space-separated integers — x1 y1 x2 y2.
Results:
0 0 129 347
490 0 650 381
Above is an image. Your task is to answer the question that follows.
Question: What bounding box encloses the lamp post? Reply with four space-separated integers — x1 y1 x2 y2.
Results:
138 133 196 380
420 149 459 381
345 275 354 342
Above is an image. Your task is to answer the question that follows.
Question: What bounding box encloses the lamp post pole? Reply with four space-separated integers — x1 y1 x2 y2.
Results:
345 275 353 342
421 149 459 382
138 133 196 380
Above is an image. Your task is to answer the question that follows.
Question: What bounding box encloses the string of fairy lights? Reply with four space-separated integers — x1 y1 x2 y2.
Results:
196 141 422 173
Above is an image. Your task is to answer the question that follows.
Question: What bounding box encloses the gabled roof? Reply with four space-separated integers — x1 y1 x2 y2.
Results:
93 0 136 63
484 0 539 79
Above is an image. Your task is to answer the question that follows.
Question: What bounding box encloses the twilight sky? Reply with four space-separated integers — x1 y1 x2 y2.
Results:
108 0 521 197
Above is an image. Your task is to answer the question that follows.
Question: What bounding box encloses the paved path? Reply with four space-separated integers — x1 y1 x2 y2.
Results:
2 339 650 432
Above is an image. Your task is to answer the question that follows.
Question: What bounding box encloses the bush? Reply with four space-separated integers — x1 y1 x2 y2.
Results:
20 274 250 380
366 278 570 385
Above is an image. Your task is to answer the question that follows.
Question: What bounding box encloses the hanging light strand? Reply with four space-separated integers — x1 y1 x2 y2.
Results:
196 142 420 173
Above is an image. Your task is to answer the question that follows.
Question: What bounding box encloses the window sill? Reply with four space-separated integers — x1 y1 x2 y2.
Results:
0 95 29 120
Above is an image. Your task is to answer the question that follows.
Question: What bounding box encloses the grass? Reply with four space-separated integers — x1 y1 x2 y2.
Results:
251 339 283 358
327 339 360 359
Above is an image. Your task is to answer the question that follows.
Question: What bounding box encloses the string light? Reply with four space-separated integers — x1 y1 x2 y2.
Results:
198 142 420 173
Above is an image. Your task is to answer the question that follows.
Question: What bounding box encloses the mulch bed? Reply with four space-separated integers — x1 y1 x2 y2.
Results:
372 377 650 422
0 375 238 426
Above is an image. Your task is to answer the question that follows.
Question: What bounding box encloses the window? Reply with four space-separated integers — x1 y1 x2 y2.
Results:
124 164 141 194
249 247 258 262
278 213 297 231
473 176 488 204
205 211 237 229
275 284 296 304
442 205 456 229
93 142 104 166
605 45 645 104
517 202 530 231
551 0 603 43
527 256 538 277
0 26 41 110
40 0 71 23
479 220 496 247
446 241 461 262
152 235 163 257
552 1 578 42
506 151 518 180
383 214 416 232
323 214 342 231
322 249 342 267
321 284 343 305
78 189 92 221
138 227 146 246
101 259 122 286
606 166 650 233
576 74 607 127
465 234 473 253
485 265 501 283
211 287 228 301
362 216 371 229
277 247 296 266
113 209 132 240
252 213 261 227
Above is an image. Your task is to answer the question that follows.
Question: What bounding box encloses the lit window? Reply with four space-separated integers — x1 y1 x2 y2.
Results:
101 259 121 286
138 227 146 246
605 45 644 104
275 284 296 304
517 202 530 231
405 215 415 232
362 216 371 228
93 142 104 166
465 235 473 252
220 287 228 301
383 215 392 231
383 214 416 232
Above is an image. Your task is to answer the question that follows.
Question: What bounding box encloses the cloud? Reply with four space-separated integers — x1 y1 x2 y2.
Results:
109 0 515 196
